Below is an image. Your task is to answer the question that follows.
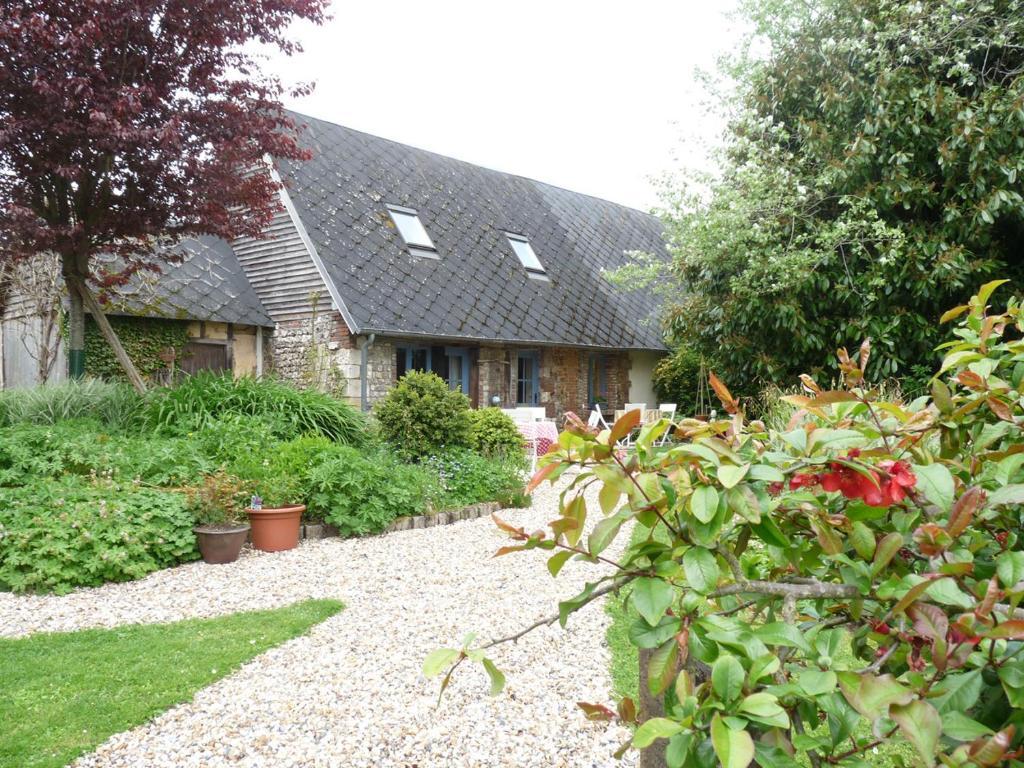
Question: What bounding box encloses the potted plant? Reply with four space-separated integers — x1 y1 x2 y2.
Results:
245 471 305 552
187 471 250 564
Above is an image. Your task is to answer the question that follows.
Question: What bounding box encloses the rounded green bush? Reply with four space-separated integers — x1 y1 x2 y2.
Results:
374 371 472 458
467 408 524 458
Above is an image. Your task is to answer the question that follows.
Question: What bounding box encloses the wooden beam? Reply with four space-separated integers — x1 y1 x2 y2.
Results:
66 277 147 394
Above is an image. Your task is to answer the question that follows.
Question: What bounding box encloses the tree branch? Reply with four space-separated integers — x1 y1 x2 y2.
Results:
711 580 859 600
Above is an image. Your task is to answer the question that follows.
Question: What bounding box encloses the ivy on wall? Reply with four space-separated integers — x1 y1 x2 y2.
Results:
80 316 191 382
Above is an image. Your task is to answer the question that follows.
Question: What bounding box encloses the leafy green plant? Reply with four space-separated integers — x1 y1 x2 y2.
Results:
80 315 190 383
145 372 368 444
307 446 439 535
468 408 525 458
0 379 144 431
185 470 248 527
424 448 526 508
374 370 472 458
652 345 706 418
0 477 197 593
430 282 1024 767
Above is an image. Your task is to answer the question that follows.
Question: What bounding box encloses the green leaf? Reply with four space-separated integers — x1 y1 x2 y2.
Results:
683 547 720 594
988 484 1024 507
930 670 982 715
756 622 812 653
799 669 838 696
996 551 1024 588
890 699 940 767
738 692 790 728
941 711 992 741
632 577 674 626
747 465 785 483
837 672 914 719
850 521 876 560
648 638 679 696
587 515 623 556
749 516 790 548
633 717 683 749
422 648 459 677
598 483 621 515
871 531 904 576
718 464 750 489
629 616 682 649
690 485 720 524
710 713 755 768
546 550 573 577
712 654 745 703
753 743 801 768
482 657 505 696
913 464 954 512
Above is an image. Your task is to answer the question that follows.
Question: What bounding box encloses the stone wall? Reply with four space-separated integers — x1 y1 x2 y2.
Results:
267 311 359 401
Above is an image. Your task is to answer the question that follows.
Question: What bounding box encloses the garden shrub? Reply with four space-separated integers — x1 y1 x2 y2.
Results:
424 448 526 508
651 344 704 417
374 371 472 458
431 281 1024 767
0 478 197 594
0 379 144 431
145 372 367 444
306 446 440 535
467 408 524 458
228 434 343 510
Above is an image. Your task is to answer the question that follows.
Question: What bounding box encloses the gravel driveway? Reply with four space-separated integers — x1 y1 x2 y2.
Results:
0 477 635 768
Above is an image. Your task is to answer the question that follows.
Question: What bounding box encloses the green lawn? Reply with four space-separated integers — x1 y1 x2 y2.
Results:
0 599 343 768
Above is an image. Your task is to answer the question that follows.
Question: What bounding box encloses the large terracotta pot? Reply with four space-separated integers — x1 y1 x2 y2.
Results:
246 505 305 552
194 524 250 564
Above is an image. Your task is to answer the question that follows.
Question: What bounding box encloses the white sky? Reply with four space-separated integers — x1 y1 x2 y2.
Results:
264 0 742 211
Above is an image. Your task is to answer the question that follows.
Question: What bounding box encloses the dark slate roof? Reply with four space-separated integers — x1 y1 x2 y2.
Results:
278 112 667 350
100 236 273 327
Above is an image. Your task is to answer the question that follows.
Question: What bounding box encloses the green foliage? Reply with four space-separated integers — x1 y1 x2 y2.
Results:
440 283 1024 767
81 316 190 382
653 0 1024 394
0 379 144 431
185 470 248 527
424 448 526 508
0 478 198 594
227 434 343 509
0 600 342 768
374 371 472 458
652 345 705 417
146 372 368 444
468 407 525 458
306 447 440 535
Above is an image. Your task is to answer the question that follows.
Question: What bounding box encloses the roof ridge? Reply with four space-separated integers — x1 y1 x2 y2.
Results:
286 109 660 219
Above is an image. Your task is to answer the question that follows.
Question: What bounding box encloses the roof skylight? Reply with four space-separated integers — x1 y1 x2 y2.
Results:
506 233 546 276
387 205 436 257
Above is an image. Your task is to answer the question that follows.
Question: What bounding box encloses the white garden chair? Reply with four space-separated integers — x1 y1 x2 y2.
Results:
588 408 610 431
657 403 677 446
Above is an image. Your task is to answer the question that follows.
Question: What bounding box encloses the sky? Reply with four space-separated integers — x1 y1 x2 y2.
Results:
263 0 743 212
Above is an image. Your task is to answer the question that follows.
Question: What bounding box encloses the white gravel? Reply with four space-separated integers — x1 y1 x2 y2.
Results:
1 476 636 768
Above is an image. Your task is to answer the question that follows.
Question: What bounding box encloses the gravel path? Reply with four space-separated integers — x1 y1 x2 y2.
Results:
1 477 636 768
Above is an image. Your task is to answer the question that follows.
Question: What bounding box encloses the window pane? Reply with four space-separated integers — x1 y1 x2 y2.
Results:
396 348 407 380
410 348 428 372
449 355 464 391
508 237 545 272
389 209 434 248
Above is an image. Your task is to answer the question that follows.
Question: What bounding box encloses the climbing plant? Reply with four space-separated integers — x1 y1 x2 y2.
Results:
429 281 1024 767
81 316 189 383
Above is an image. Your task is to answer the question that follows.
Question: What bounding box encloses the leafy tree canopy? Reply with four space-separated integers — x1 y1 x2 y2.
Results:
654 0 1023 397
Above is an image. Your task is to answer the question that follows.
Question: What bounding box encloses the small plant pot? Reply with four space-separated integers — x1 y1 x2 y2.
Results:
246 505 305 552
194 524 250 564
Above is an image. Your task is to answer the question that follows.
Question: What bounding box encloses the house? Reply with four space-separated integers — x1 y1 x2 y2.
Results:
1 112 668 417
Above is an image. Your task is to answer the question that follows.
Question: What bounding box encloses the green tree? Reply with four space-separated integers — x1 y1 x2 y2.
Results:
657 0 1023 395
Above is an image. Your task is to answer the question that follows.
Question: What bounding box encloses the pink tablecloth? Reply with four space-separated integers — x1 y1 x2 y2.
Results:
517 421 559 456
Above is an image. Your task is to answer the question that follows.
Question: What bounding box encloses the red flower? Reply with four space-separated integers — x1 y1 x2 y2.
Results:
880 460 917 489
789 473 820 490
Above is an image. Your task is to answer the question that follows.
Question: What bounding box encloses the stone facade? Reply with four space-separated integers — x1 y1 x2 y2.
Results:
264 312 650 418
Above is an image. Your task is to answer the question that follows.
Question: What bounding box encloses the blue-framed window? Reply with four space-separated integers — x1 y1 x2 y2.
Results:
588 353 609 407
395 345 470 394
516 351 540 405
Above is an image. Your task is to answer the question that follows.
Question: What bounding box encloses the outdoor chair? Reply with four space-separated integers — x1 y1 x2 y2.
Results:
622 403 646 446
587 408 610 431
657 403 677 445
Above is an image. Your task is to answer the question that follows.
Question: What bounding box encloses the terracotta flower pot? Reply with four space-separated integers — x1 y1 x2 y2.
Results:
246 505 305 552
194 524 250 564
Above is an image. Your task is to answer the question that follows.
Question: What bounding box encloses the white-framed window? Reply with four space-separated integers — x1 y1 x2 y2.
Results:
387 205 437 258
505 233 547 277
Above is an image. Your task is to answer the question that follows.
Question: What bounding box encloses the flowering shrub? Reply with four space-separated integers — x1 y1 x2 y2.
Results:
423 448 526 508
0 477 197 593
430 281 1024 767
